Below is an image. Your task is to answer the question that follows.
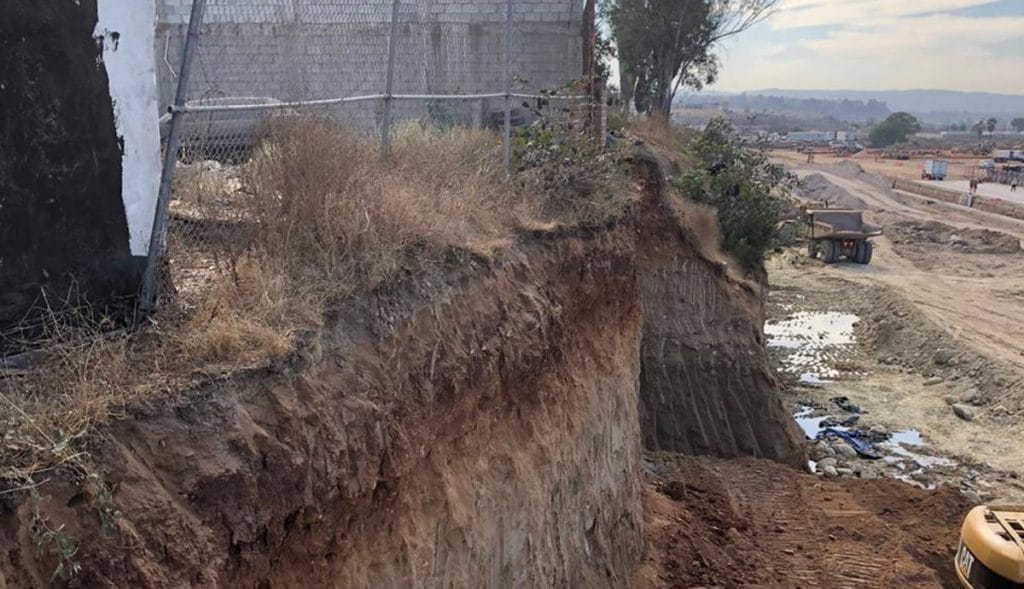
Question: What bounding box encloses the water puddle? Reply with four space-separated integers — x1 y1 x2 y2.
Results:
766 311 860 377
881 429 955 468
793 406 821 439
889 429 923 447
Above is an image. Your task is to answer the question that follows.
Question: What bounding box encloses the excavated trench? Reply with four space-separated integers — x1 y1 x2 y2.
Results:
0 160 802 587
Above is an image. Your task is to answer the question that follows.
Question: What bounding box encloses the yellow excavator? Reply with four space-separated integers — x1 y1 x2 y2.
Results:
956 504 1024 588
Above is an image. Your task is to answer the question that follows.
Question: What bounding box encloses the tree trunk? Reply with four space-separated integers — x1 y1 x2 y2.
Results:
620 68 636 117
654 90 673 121
652 70 675 121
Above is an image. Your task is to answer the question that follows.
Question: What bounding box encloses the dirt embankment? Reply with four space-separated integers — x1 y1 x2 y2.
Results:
636 160 804 464
0 158 801 586
886 220 1021 255
1 228 645 588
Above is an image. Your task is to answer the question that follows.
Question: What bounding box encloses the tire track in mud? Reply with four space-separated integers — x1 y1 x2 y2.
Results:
638 455 970 588
714 460 945 588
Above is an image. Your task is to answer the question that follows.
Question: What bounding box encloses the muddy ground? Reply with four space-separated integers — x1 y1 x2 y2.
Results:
636 454 971 589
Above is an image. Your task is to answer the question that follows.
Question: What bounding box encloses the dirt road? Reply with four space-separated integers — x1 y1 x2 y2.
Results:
636 454 970 588
790 165 1024 374
770 161 1024 486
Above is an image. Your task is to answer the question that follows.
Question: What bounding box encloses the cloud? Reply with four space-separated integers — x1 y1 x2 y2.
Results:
711 0 1024 94
773 0 1001 30
802 14 1024 58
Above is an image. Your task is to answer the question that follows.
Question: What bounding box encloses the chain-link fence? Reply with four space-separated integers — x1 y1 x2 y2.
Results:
141 0 599 317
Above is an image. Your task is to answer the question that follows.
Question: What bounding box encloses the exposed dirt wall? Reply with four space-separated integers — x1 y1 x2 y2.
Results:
635 159 805 464
0 163 802 585
0 229 644 588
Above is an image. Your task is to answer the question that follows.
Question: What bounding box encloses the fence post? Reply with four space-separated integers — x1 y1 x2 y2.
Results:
503 0 513 174
138 0 208 321
380 0 402 160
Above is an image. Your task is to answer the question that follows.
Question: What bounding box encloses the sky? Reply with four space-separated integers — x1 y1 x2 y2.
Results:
710 0 1024 94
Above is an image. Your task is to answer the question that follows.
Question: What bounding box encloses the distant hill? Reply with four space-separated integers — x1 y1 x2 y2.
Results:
722 93 890 122
749 89 1024 122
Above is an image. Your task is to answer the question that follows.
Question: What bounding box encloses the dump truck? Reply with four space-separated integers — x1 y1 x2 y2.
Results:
955 504 1024 588
922 159 949 181
805 208 881 265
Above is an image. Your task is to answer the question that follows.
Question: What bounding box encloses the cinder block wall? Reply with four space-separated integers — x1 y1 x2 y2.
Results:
153 0 584 130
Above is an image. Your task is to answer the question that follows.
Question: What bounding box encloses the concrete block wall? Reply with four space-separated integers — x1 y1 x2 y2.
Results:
154 0 584 131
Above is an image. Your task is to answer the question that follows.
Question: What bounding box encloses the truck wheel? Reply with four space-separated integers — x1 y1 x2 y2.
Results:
823 239 840 264
853 240 866 264
854 240 873 265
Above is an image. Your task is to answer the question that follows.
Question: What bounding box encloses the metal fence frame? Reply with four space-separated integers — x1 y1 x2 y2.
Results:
140 0 597 318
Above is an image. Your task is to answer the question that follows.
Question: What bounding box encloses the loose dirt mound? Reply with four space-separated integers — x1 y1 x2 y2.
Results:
798 173 869 209
636 454 971 589
887 220 1022 254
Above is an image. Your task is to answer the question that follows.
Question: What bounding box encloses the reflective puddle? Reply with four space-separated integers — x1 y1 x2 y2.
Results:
766 311 860 377
881 429 955 468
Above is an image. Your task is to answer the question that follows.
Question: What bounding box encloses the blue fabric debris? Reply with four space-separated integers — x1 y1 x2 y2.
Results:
817 428 883 460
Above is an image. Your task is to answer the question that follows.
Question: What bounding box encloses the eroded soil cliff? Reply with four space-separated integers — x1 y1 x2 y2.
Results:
0 160 801 587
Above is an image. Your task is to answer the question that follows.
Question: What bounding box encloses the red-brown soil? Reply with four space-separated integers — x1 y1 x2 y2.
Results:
636 454 972 588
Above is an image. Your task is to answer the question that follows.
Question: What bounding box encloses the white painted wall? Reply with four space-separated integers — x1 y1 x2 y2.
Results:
95 0 162 257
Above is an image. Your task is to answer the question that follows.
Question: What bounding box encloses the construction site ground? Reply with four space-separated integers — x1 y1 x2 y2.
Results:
772 149 983 183
640 159 1024 588
636 454 971 588
770 160 1024 496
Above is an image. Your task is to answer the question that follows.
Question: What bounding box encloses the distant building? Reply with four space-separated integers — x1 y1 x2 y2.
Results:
786 131 835 143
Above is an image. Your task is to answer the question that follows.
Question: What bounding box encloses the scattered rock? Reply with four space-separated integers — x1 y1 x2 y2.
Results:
810 442 835 461
831 396 862 414
911 471 932 484
836 468 854 477
933 349 955 365
952 404 975 422
822 465 839 478
817 458 838 470
944 395 959 406
924 377 945 387
833 443 858 460
868 424 888 437
960 388 980 405
820 415 860 428
962 490 983 504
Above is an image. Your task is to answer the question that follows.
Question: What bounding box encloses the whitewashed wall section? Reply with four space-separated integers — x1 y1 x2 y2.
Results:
95 0 162 257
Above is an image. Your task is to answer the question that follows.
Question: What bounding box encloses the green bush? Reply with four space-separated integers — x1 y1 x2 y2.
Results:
674 117 797 271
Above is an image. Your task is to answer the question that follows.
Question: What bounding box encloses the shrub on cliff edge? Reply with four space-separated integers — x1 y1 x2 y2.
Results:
674 117 797 271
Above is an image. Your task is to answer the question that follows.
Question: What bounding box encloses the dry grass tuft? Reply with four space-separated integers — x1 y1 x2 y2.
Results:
629 118 695 175
2 115 638 481
667 195 722 256
244 119 529 293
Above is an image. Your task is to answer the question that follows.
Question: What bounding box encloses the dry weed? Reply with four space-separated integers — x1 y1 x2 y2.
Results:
629 118 694 175
0 117 562 480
